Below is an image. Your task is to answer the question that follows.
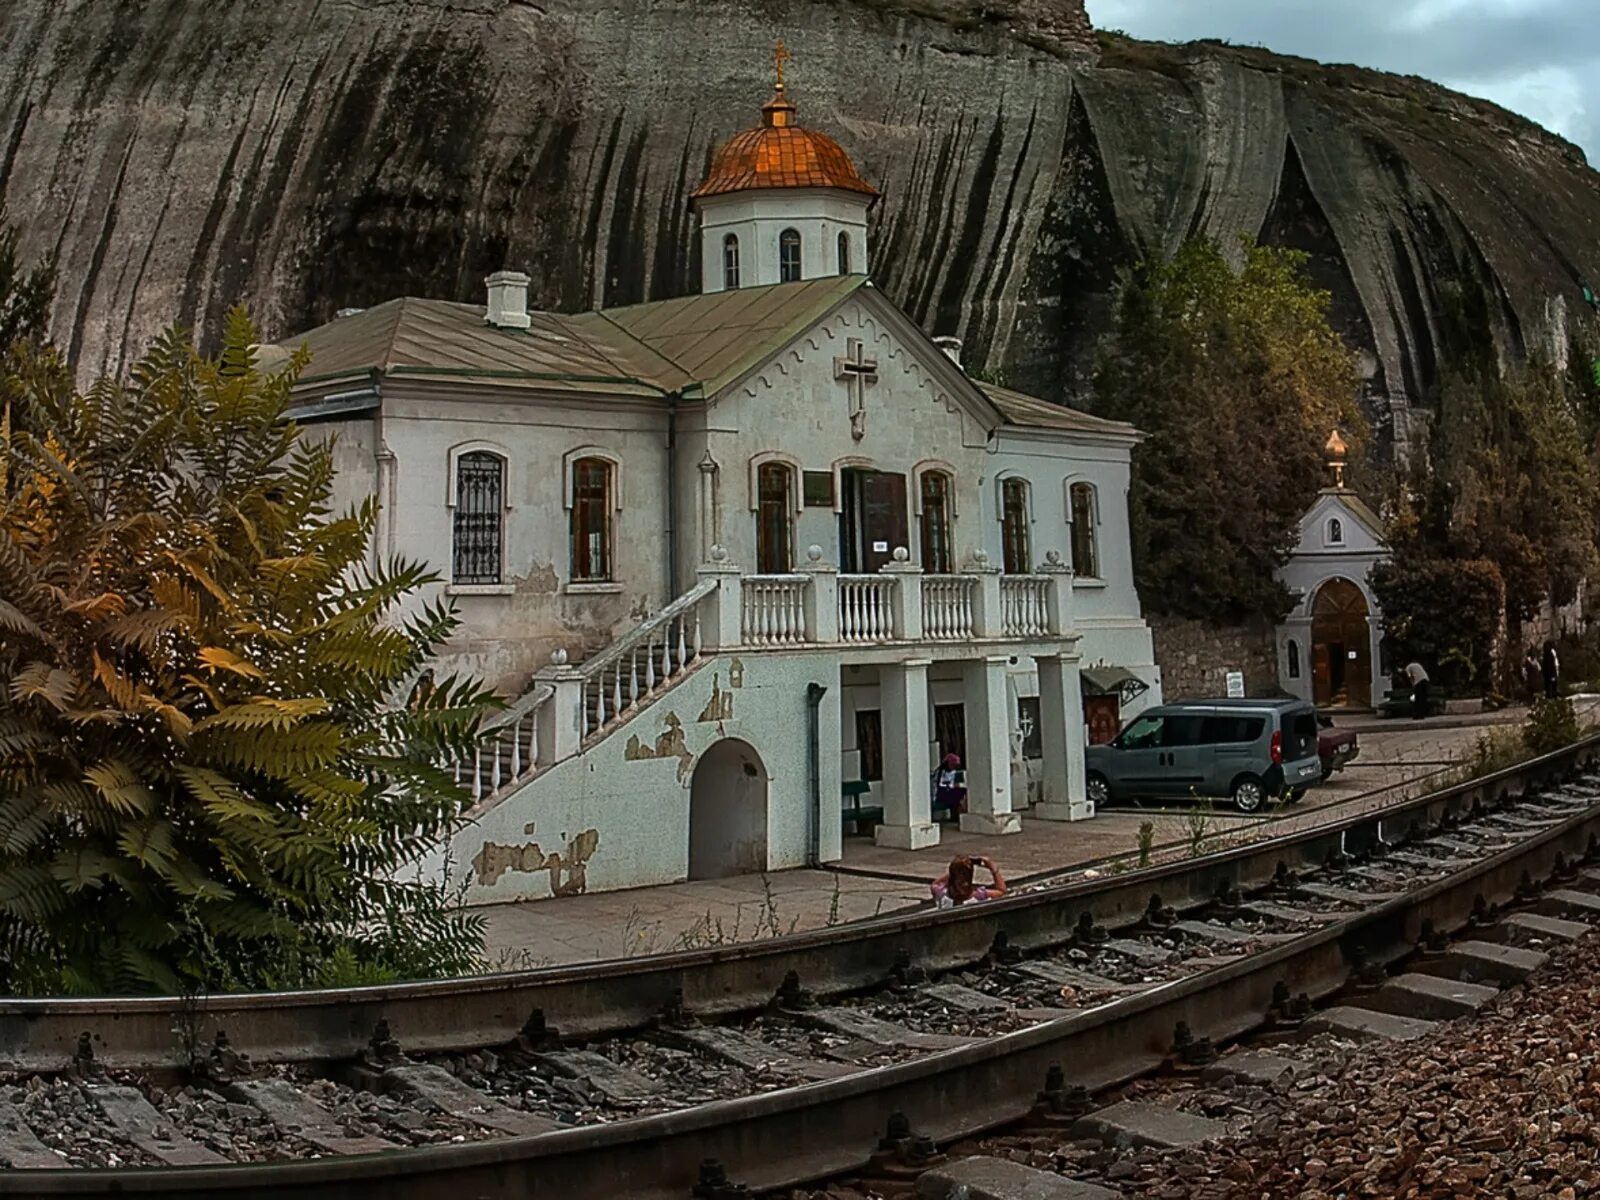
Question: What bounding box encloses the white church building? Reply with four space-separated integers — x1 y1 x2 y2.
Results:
1274 433 1390 709
271 68 1161 903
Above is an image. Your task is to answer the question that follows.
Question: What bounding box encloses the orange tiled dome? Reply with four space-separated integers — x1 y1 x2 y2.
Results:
694 88 878 201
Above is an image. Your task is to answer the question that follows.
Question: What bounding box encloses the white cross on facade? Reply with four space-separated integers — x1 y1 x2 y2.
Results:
833 338 879 441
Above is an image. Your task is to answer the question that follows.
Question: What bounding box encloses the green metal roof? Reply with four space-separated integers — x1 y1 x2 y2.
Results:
280 277 866 402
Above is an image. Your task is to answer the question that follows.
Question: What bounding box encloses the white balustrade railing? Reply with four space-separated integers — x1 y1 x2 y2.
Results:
454 684 553 804
581 579 716 738
1000 575 1051 638
839 575 896 643
922 575 977 641
742 575 809 646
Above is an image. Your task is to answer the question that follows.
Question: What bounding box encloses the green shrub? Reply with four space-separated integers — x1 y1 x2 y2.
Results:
1524 697 1582 757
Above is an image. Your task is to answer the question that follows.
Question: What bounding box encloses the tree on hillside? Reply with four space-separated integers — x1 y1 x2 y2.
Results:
1092 239 1365 623
0 310 496 996
0 210 59 492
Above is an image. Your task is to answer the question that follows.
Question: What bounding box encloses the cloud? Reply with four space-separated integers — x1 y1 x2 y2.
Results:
1086 0 1599 159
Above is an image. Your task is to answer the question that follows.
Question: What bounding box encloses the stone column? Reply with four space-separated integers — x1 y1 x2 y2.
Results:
1033 651 1092 821
533 650 586 765
967 549 1005 639
797 545 839 643
876 657 941 850
696 548 743 651
958 655 1022 836
1039 551 1075 636
882 547 923 641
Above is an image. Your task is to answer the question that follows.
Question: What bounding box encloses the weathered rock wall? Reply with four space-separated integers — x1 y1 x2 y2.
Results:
2 0 1597 454
1148 614 1280 701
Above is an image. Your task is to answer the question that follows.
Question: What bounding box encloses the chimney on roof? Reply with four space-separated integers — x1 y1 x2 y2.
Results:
485 270 532 330
933 335 963 368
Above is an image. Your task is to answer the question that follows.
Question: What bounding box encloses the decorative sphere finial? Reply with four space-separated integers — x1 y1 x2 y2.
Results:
974 548 990 566
1046 549 1063 566
892 546 910 563
709 544 729 563
807 544 823 562
551 648 569 666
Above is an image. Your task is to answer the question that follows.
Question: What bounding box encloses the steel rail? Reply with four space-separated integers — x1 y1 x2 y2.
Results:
2 737 1596 1079
6 741 1598 1197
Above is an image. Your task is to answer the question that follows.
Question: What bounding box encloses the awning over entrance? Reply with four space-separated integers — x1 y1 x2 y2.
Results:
1081 667 1149 705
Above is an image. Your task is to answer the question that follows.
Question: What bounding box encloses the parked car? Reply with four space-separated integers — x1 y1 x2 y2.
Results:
1085 699 1324 813
1317 714 1359 781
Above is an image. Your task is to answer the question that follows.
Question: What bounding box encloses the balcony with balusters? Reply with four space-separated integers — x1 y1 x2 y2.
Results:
731 544 1074 657
454 544 1075 808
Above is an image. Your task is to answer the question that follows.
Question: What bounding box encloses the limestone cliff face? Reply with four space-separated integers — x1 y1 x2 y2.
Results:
2 0 1596 450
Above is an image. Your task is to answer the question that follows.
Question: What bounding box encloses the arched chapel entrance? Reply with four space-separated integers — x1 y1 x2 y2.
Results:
688 739 769 880
1311 578 1372 708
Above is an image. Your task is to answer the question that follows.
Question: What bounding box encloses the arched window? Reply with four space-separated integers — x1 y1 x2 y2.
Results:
1287 640 1302 680
723 233 741 290
570 457 613 581
1069 482 1098 579
779 229 802 283
453 451 505 585
756 462 794 574
919 470 953 574
1327 517 1344 546
1000 478 1031 575
837 231 851 276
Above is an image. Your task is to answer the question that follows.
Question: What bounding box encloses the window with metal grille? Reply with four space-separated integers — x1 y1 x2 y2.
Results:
1000 477 1030 574
1069 482 1098 578
919 471 953 574
570 457 612 581
779 229 802 283
723 233 741 289
837 232 851 276
756 462 794 574
452 452 505 584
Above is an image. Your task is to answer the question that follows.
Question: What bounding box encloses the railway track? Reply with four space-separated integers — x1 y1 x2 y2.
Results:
2 736 1600 1198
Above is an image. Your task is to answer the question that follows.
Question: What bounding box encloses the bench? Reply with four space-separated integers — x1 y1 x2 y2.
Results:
1379 687 1450 718
842 780 883 835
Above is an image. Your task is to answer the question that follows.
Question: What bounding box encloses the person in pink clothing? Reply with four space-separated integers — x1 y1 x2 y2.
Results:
930 854 1006 908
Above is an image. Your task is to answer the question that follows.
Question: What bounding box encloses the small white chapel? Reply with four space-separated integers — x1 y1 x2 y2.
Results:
1274 432 1390 709
269 54 1162 903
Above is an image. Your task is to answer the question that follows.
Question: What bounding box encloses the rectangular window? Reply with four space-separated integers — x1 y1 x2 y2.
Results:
723 234 741 290
1069 483 1098 579
803 470 835 508
855 710 883 782
1000 478 1030 575
919 471 953 574
453 452 504 584
570 458 612 581
756 462 793 574
1017 696 1042 760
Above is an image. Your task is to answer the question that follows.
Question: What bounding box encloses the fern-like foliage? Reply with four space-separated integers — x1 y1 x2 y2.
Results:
0 308 497 995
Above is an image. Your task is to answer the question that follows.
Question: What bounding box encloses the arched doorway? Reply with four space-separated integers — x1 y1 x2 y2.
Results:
688 739 769 880
1311 578 1372 708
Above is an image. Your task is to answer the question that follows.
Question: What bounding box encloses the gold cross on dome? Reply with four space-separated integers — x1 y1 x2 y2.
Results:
774 40 792 89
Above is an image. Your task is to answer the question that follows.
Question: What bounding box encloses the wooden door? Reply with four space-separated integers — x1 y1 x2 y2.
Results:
843 470 909 573
934 704 967 764
1311 643 1333 705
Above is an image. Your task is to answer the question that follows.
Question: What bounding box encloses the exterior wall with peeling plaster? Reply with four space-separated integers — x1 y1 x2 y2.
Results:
426 651 844 904
318 384 673 694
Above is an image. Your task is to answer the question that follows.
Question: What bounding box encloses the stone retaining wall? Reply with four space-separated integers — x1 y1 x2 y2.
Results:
1149 614 1280 701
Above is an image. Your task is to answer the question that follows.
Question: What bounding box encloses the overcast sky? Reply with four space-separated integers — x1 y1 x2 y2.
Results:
1086 0 1599 162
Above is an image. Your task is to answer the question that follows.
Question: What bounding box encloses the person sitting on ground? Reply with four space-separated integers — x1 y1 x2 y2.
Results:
930 854 1006 908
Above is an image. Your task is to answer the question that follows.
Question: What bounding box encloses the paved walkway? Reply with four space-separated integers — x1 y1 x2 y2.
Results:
480 701 1597 968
